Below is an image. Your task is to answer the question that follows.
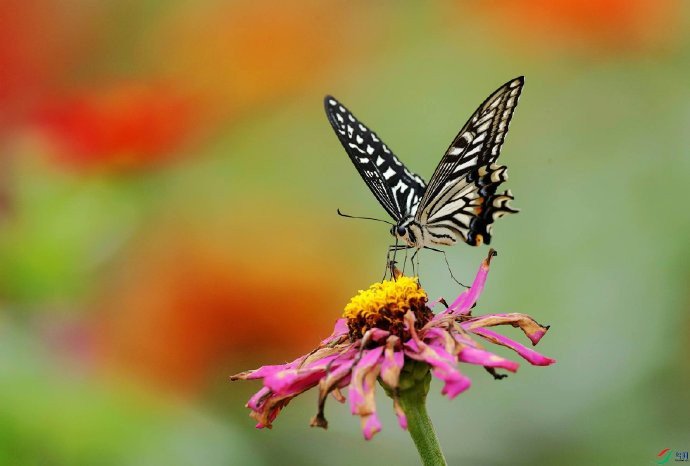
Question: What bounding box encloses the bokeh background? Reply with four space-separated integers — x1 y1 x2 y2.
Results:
1 1 689 465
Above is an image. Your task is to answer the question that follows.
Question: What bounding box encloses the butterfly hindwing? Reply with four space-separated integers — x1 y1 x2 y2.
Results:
416 77 523 246
324 96 426 220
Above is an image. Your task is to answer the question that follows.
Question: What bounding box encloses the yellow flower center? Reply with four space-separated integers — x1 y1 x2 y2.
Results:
342 276 433 341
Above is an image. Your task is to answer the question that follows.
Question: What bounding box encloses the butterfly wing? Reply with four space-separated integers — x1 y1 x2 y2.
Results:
415 77 523 246
324 96 426 221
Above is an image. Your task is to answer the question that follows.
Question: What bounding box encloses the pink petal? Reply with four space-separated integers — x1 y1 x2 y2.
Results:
404 338 422 353
403 311 421 343
246 389 294 429
318 354 357 395
423 327 459 356
361 413 382 440
233 362 295 381
349 347 384 414
348 347 384 440
457 346 520 372
264 368 325 395
320 318 349 344
264 353 343 395
462 313 551 345
232 343 353 383
380 336 404 389
427 297 448 310
404 340 471 399
311 352 359 430
393 398 408 430
445 251 493 316
368 328 390 342
264 344 360 396
471 327 556 366
247 386 272 411
331 387 346 403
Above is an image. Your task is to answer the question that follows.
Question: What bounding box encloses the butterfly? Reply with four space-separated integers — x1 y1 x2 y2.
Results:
324 77 523 264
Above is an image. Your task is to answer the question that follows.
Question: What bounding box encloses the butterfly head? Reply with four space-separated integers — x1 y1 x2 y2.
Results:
391 218 422 248
391 225 407 237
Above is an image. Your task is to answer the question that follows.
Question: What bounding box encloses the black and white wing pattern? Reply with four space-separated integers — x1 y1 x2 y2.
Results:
324 96 426 221
415 77 523 246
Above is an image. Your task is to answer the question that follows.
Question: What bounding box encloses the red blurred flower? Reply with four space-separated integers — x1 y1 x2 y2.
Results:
34 82 203 170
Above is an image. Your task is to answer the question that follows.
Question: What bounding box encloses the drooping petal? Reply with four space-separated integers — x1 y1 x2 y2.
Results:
320 318 350 344
471 327 556 366
230 363 294 381
231 343 349 382
404 310 421 343
427 297 449 310
380 336 404 389
349 346 384 415
246 386 272 412
316 349 358 397
393 397 408 430
445 250 495 316
361 413 382 440
311 347 359 429
265 352 345 395
348 346 385 439
331 387 346 403
404 339 471 399
423 327 459 356
368 328 391 343
245 386 296 429
462 313 551 345
457 346 520 372
250 391 293 429
349 346 384 440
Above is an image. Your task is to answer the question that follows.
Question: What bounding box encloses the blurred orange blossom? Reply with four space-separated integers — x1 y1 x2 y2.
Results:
150 0 379 115
469 0 680 54
94 214 346 395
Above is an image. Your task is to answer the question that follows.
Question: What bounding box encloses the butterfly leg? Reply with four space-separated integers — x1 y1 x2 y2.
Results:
391 236 400 279
409 248 421 283
424 247 469 288
401 247 410 275
382 243 408 281
383 239 398 281
416 249 421 282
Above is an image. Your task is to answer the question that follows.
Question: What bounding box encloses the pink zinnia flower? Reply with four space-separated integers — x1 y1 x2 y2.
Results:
231 250 555 441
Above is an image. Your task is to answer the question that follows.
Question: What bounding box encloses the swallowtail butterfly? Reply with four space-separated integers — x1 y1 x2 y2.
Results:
324 77 523 252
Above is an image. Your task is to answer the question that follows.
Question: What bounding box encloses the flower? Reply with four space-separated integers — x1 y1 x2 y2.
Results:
231 250 555 440
34 81 201 170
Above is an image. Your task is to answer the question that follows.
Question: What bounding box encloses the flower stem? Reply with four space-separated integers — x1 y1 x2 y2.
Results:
397 364 447 466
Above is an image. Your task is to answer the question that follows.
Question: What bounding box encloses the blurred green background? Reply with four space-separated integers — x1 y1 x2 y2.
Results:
1 1 689 465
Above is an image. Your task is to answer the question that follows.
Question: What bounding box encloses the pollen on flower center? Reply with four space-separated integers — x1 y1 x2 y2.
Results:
342 276 433 341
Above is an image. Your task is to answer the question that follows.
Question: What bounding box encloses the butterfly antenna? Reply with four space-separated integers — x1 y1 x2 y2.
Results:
425 247 469 288
337 208 394 226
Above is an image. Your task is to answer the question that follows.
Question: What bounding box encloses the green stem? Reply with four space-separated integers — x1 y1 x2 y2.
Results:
397 364 447 466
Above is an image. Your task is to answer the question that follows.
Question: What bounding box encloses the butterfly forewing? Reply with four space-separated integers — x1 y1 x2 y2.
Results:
324 96 426 220
416 77 523 246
